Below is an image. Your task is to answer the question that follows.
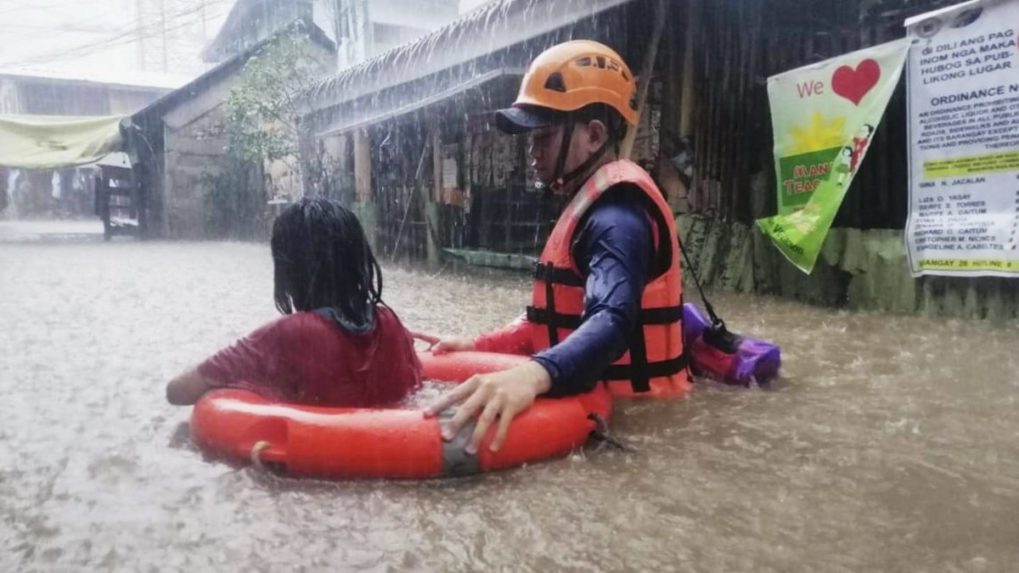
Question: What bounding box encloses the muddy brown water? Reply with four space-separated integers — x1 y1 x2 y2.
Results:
2 235 1018 572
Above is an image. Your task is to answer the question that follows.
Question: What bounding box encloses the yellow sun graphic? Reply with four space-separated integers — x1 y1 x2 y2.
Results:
788 112 845 154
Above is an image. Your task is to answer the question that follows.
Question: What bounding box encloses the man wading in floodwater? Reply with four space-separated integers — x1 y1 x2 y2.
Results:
418 40 687 455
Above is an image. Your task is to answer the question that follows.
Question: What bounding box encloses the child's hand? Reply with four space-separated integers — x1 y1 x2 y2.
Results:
408 330 440 349
430 338 475 354
408 332 474 354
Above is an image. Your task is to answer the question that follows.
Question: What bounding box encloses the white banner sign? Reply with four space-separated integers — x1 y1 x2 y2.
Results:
905 0 1019 277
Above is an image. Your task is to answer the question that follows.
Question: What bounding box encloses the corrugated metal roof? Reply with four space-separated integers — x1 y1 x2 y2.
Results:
317 67 524 136
133 19 334 123
0 67 190 91
306 0 634 114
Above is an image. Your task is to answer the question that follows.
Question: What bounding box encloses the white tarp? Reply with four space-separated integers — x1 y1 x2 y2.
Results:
0 114 125 170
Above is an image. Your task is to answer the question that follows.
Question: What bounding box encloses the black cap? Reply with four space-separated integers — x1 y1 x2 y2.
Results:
494 105 564 134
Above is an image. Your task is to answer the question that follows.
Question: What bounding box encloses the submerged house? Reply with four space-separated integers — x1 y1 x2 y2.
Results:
0 68 181 116
0 68 182 228
201 0 339 64
127 0 461 239
131 21 336 239
299 0 1019 319
301 0 647 262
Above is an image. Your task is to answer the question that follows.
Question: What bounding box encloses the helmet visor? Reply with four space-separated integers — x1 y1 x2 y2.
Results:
494 104 563 135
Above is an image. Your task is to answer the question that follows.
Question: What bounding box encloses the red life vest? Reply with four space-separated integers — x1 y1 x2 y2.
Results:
527 160 689 397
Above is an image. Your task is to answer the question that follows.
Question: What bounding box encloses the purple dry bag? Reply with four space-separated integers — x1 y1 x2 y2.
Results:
682 303 781 386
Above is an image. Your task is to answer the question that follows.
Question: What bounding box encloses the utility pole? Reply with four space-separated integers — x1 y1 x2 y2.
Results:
136 0 147 70
159 0 168 72
200 0 208 42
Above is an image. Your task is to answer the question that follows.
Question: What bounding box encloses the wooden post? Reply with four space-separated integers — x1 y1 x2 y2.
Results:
621 0 666 160
353 128 379 252
353 129 372 202
678 0 698 138
431 126 442 204
159 125 171 237
421 124 441 265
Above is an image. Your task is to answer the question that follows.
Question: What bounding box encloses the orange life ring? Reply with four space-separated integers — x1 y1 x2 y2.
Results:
189 351 612 479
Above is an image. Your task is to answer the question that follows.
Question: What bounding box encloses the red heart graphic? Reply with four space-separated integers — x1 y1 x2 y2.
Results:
831 59 880 105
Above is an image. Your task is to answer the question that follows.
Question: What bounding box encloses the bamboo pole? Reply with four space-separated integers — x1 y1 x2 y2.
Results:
620 0 666 160
392 135 432 258
353 128 372 202
677 0 699 140
422 123 441 264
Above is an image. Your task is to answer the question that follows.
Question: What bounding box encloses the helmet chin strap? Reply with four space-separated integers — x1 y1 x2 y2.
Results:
548 118 575 194
548 118 611 195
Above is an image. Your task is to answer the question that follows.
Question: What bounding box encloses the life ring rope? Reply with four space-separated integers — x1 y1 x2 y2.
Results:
191 351 614 479
250 440 270 470
587 412 633 452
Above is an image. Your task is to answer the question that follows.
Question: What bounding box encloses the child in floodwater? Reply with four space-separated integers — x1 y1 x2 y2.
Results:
165 197 421 407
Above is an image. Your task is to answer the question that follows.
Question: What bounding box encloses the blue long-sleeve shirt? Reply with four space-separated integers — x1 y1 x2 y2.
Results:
532 183 653 397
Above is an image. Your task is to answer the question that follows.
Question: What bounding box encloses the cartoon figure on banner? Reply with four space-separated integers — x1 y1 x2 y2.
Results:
833 146 853 186
832 123 875 186
851 123 875 172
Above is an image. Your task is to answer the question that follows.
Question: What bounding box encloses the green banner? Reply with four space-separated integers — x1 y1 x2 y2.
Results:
757 39 909 273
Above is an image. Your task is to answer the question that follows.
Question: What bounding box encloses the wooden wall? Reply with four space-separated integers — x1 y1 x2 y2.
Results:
664 0 966 227
316 0 977 262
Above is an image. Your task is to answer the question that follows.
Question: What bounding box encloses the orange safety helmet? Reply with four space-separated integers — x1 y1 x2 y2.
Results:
496 40 637 134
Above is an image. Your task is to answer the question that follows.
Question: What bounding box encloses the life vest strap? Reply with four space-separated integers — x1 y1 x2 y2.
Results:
637 305 683 324
537 262 561 346
532 262 584 287
526 306 582 329
525 305 683 327
627 319 651 392
526 303 685 393
601 353 689 382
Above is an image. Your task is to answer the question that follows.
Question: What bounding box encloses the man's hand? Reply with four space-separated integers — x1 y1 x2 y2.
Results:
425 361 552 454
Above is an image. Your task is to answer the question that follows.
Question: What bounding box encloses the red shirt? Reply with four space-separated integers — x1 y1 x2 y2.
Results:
197 306 421 407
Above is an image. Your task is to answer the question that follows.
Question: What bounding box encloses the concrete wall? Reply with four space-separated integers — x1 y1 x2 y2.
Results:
158 64 246 239
163 112 230 239
677 214 1019 320
0 81 20 114
156 34 335 238
349 199 379 253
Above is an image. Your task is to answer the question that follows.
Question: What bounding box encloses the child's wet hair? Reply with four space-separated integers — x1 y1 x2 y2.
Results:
270 197 383 328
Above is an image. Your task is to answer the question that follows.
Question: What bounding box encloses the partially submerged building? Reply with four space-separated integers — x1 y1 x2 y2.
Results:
201 0 339 63
127 0 461 240
0 68 182 116
131 22 336 239
299 0 1019 318
0 68 182 230
302 0 644 261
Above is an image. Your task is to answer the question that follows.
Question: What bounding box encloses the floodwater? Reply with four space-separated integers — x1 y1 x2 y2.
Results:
2 224 1019 572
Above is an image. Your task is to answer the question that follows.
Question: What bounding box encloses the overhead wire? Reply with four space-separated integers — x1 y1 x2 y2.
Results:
0 0 145 20
0 0 230 67
0 0 137 33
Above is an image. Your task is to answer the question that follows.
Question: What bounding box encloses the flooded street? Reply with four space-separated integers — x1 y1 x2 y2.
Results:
2 230 1019 572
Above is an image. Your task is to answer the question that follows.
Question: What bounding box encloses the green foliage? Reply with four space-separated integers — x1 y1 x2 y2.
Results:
202 158 265 239
203 29 326 238
301 142 354 203
224 32 323 163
